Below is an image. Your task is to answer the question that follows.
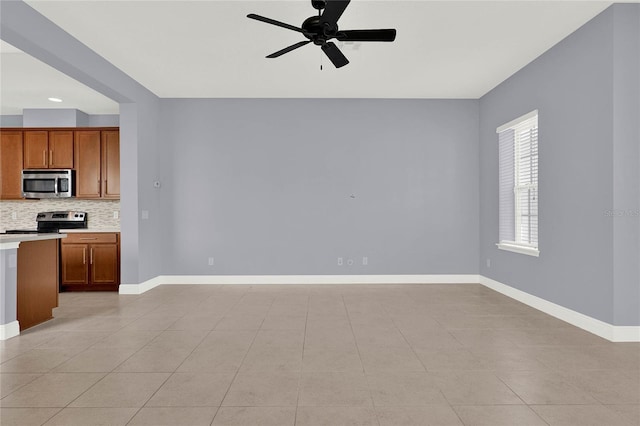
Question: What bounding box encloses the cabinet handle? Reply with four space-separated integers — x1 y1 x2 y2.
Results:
90 248 93 265
79 237 97 240
49 150 53 165
83 248 86 265
43 150 47 166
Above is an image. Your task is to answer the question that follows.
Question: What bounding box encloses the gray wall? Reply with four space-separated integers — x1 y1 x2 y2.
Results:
1 0 162 285
0 115 23 127
612 5 640 326
479 5 639 326
87 114 119 127
159 99 479 276
0 249 18 326
1 113 119 127
23 108 88 127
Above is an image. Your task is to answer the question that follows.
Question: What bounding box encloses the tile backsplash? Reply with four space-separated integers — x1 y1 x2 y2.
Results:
0 199 120 231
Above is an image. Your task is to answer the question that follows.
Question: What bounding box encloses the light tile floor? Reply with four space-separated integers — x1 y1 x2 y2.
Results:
1 284 639 425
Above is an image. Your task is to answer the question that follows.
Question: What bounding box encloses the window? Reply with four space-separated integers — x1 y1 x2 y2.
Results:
497 110 539 257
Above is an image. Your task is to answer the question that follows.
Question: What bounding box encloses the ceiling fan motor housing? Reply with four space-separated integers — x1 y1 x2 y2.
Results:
302 16 338 45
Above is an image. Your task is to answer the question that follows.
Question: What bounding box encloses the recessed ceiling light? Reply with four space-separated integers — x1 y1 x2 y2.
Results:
48 97 62 103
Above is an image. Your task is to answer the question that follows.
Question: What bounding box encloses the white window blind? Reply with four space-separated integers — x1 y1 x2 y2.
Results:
497 110 538 255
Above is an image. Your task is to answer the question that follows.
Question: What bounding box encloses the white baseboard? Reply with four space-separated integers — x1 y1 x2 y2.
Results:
119 274 479 295
0 321 20 340
479 275 640 343
611 326 640 342
161 274 480 285
119 275 164 295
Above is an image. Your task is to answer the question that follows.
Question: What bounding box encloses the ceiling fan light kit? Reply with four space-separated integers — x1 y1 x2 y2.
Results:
248 0 396 69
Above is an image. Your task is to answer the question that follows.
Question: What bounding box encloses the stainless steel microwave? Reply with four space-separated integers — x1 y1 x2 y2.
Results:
22 169 75 199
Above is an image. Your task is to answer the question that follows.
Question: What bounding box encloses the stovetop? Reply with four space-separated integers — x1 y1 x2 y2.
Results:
3 211 88 235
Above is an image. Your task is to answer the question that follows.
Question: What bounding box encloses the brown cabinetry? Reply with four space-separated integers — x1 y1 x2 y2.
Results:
74 130 101 198
49 131 75 168
60 232 120 291
17 239 59 330
75 129 120 199
24 130 74 169
0 130 24 199
101 130 120 199
0 127 119 200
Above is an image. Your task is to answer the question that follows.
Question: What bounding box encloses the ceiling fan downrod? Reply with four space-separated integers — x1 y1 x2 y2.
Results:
311 0 327 11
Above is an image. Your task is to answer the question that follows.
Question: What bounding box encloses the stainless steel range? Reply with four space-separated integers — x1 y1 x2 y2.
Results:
4 211 88 234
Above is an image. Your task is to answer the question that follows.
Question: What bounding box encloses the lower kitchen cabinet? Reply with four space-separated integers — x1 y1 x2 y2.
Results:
60 232 120 291
90 244 119 284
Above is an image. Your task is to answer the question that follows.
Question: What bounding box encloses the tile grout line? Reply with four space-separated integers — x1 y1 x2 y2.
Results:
210 289 275 425
341 294 381 426
379 293 458 421
293 292 310 426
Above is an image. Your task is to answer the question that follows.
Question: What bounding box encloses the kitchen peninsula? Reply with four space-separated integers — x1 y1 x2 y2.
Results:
0 232 65 339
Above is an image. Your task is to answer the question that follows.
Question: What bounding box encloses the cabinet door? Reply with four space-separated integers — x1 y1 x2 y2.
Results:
61 243 89 285
101 130 120 199
49 131 74 168
23 131 48 168
0 130 24 199
74 130 101 198
90 244 119 285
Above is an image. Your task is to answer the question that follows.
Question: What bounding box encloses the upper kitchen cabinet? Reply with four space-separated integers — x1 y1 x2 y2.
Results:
0 130 24 199
75 130 101 198
101 130 120 199
75 129 119 199
49 131 75 168
24 130 74 169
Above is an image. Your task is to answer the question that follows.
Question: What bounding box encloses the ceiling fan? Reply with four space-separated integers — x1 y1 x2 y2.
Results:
247 0 396 69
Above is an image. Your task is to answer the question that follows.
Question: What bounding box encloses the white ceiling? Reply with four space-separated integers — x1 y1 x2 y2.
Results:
0 41 120 115
1 1 625 114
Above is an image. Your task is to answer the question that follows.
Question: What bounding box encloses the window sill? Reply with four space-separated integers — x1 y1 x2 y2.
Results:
496 242 539 257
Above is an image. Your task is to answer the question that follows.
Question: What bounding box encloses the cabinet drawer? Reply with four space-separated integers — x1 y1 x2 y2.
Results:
62 233 118 244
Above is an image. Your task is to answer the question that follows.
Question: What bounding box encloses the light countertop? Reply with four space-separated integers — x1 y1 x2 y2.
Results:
64 228 121 233
0 233 67 250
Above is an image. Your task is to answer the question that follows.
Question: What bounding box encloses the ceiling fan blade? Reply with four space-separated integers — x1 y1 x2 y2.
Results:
321 0 350 25
266 40 312 58
336 29 396 42
247 13 304 33
321 42 349 68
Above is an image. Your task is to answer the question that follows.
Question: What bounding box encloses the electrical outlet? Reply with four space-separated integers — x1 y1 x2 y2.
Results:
486 258 491 268
113 211 119 219
362 256 368 266
141 210 149 220
208 257 214 266
337 257 343 266
11 212 17 220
